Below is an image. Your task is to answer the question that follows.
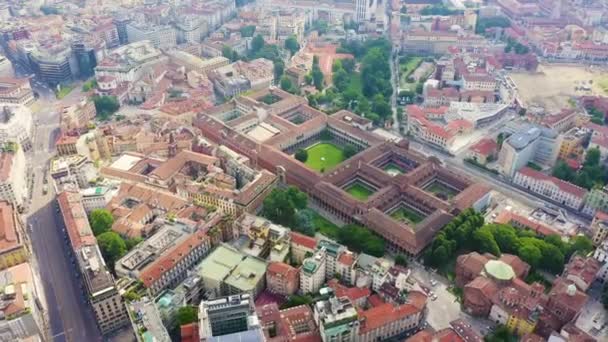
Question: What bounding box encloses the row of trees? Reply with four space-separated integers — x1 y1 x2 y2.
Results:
552 147 608 190
261 186 308 229
588 106 607 125
424 209 594 275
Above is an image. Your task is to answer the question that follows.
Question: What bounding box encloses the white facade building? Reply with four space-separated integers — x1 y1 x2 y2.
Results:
0 148 27 209
300 249 327 294
513 167 587 210
0 105 33 151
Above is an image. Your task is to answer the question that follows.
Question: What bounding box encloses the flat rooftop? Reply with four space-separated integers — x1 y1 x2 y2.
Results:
110 154 143 171
197 244 244 283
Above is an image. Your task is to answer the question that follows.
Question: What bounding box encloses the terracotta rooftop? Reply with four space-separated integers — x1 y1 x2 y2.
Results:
58 191 96 250
0 202 21 255
494 210 559 236
0 153 14 182
469 138 498 156
290 232 317 250
140 230 209 287
358 291 426 334
518 167 588 198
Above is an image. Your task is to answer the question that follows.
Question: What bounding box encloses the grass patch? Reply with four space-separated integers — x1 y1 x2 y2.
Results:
599 77 608 95
399 56 423 89
345 182 374 201
424 181 458 199
346 72 362 95
305 142 345 172
383 162 404 176
390 205 425 224
311 210 340 239
55 85 74 99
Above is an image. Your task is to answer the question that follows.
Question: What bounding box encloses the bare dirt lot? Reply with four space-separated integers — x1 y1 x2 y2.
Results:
509 64 608 112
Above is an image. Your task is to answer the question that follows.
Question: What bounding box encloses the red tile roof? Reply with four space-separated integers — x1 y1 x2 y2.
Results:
180 323 199 342
57 191 96 250
518 167 588 198
290 232 317 250
494 210 560 237
359 291 426 334
469 138 498 156
140 231 209 287
327 280 371 303
0 202 20 255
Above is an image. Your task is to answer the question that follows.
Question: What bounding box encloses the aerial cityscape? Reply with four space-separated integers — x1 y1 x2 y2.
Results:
0 0 607 341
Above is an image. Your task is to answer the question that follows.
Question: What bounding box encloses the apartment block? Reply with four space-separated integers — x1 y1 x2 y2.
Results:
266 262 299 296
513 167 587 210
300 249 327 295
0 148 27 209
0 77 34 106
57 191 129 335
0 201 27 270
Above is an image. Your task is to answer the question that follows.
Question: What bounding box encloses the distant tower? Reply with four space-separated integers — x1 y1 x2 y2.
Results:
168 131 177 158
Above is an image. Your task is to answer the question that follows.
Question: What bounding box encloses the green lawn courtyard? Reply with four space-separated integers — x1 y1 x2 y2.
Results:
390 205 425 225
383 162 405 176
304 142 345 172
424 181 458 200
345 182 375 201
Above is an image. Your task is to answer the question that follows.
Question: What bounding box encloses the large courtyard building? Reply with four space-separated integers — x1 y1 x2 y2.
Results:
196 89 490 256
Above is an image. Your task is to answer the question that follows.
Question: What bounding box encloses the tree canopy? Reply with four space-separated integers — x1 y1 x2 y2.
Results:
93 96 120 120
337 224 385 257
89 209 114 236
97 232 127 270
176 306 198 326
284 36 300 56
262 187 308 228
553 147 608 189
240 25 256 38
295 149 308 163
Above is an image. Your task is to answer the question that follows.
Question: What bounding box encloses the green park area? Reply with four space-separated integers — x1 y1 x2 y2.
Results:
305 142 345 172
383 162 404 176
390 205 425 225
345 182 375 201
399 56 423 90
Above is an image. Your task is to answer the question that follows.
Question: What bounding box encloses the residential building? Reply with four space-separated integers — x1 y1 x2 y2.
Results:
562 255 600 292
57 191 129 335
290 232 317 264
266 262 299 296
196 244 267 299
592 239 608 283
0 105 33 151
462 74 496 92
126 23 177 49
234 214 291 262
0 148 27 209
301 249 327 295
558 127 587 160
0 263 45 340
60 98 97 134
314 296 359 342
198 294 260 339
498 126 561 178
0 77 34 105
591 211 608 245
468 138 498 164
257 302 321 342
358 292 427 342
128 297 171 342
317 240 346 281
0 201 27 270
513 167 587 210
582 186 608 217
115 219 214 295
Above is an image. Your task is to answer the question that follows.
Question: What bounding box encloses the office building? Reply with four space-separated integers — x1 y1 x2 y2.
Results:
198 294 261 339
126 23 177 49
498 126 561 178
29 44 74 85
314 296 359 342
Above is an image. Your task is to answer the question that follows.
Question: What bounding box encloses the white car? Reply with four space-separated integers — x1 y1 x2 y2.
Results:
430 280 437 286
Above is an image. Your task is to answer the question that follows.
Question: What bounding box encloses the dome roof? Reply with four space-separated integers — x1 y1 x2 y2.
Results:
484 260 515 281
